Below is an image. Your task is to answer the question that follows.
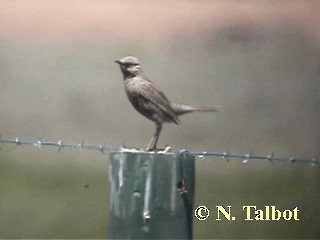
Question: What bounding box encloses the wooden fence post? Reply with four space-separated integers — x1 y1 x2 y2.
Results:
108 152 195 239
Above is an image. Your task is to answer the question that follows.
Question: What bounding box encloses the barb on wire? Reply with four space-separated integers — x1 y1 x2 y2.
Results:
78 139 85 150
243 152 252 164
266 152 274 164
0 136 319 166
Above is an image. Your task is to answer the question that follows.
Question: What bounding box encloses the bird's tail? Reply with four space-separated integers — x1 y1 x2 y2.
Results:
171 103 221 116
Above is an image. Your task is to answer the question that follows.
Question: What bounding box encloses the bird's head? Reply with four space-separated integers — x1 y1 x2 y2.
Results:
115 56 142 78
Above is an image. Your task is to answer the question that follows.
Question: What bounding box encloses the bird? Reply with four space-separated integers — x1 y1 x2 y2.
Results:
115 56 220 151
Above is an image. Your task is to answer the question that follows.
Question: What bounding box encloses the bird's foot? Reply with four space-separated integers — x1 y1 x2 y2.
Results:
157 146 172 154
145 145 172 154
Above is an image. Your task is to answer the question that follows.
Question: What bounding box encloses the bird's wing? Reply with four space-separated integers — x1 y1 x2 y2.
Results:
139 80 181 124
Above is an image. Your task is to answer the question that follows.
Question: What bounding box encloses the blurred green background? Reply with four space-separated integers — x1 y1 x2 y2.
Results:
0 1 319 238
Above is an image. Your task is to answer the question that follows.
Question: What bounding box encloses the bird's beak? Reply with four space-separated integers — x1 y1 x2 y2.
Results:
115 60 121 64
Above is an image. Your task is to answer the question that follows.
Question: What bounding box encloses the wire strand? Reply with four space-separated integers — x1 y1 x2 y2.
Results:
0 136 318 166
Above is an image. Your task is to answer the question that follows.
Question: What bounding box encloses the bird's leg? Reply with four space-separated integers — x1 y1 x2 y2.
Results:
146 123 162 151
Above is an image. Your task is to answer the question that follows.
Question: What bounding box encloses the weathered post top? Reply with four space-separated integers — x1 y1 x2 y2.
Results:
108 151 195 239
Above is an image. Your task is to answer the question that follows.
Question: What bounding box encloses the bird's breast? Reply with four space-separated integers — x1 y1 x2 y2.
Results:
125 78 143 93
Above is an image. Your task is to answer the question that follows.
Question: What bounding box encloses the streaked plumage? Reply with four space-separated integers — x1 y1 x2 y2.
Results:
115 56 220 150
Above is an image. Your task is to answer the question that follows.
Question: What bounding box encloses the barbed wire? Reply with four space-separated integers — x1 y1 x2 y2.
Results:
0 136 318 166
